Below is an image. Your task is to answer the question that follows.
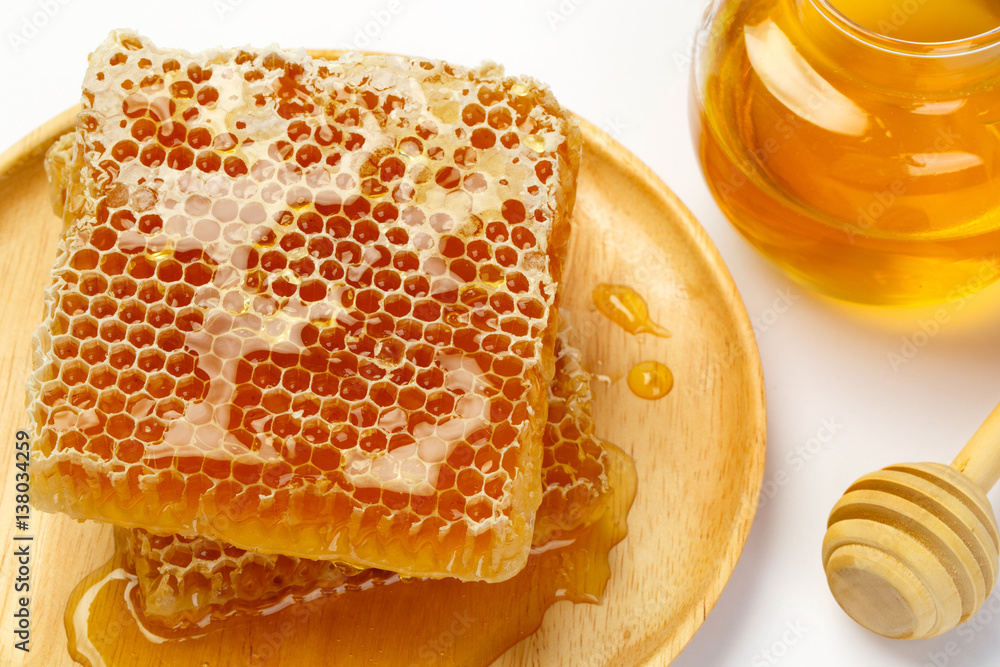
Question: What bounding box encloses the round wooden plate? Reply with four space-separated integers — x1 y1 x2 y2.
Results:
0 106 765 666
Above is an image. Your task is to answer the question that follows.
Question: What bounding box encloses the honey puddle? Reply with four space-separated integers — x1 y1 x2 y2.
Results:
64 444 636 667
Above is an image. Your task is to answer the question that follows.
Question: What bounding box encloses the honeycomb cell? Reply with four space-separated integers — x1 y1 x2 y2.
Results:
79 272 110 296
58 431 88 453
88 364 119 390
118 369 147 394
59 359 89 386
108 413 136 439
68 385 99 410
108 344 137 370
69 316 99 340
29 30 582 585
136 348 166 372
127 324 156 348
51 336 80 360
146 372 177 399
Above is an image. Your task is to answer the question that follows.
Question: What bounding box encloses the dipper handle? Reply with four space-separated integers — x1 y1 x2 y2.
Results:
951 401 1000 494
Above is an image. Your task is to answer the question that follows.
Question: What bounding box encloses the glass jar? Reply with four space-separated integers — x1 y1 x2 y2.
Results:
692 0 1000 305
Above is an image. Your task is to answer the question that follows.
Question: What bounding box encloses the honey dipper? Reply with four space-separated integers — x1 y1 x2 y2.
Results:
822 403 1000 640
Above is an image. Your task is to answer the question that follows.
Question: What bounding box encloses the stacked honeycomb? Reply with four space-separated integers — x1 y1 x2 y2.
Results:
28 30 582 582
124 527 384 627
533 330 615 545
124 332 615 629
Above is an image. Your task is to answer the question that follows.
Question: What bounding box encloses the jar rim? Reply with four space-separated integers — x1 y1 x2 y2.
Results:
811 0 1000 57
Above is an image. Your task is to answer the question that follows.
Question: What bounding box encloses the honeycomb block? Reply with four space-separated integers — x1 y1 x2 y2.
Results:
28 30 582 582
125 332 615 628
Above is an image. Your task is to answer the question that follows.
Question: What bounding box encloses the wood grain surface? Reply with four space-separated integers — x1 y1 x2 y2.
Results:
0 106 765 666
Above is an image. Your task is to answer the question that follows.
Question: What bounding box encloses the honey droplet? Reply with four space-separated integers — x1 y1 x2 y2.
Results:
592 284 671 338
627 361 673 400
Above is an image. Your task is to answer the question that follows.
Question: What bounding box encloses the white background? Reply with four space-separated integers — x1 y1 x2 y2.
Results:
4 0 1000 665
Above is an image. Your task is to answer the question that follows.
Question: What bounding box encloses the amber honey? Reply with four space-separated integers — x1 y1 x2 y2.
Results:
627 362 674 401
590 285 674 400
592 284 671 338
830 0 1000 43
694 0 1000 305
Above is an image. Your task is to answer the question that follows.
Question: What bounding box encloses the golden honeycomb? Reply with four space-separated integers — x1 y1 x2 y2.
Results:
533 330 614 545
124 331 614 629
122 527 386 628
28 30 582 582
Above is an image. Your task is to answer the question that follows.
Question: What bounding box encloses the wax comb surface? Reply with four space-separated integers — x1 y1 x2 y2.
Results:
124 332 617 628
28 30 582 581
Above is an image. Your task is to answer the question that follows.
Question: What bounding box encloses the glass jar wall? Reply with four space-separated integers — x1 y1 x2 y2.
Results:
692 0 1000 305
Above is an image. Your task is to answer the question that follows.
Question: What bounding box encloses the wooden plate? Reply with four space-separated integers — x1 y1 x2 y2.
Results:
0 107 765 666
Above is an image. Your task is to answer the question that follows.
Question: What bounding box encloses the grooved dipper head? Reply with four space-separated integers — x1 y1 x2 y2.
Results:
822 462 1000 639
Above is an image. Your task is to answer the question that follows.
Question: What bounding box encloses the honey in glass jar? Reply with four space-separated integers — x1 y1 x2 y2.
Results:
692 0 1000 305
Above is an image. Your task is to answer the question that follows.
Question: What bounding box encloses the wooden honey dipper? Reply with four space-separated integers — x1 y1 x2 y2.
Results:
822 403 1000 640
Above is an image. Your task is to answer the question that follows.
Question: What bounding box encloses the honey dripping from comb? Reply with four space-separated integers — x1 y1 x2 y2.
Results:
64 446 637 667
